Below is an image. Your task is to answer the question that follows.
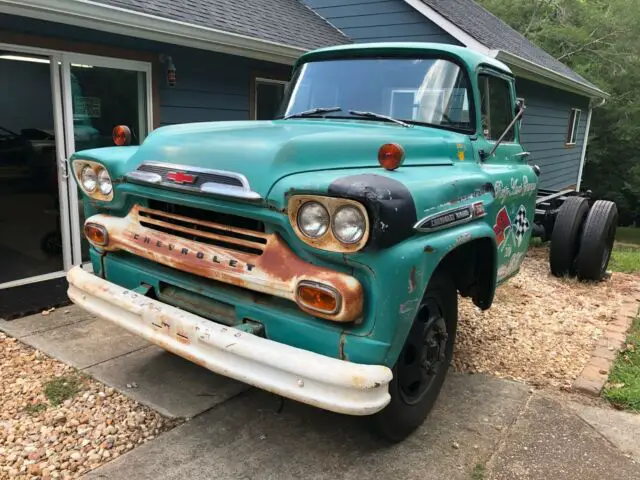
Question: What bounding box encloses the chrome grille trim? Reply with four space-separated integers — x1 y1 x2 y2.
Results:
125 161 261 200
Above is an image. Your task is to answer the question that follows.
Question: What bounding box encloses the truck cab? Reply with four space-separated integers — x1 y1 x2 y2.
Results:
66 43 538 441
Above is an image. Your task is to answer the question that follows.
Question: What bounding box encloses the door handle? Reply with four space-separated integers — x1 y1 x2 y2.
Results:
59 160 69 179
514 151 531 158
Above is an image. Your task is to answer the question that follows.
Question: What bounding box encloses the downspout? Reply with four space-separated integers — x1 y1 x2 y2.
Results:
576 96 606 191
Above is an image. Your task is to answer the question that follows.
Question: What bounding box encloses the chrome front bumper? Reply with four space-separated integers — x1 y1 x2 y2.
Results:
66 266 392 415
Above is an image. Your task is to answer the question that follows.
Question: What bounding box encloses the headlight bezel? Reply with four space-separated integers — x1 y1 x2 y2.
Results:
72 160 114 202
288 195 370 253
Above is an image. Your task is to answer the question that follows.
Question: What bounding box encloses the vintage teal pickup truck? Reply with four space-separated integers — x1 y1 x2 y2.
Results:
66 43 617 441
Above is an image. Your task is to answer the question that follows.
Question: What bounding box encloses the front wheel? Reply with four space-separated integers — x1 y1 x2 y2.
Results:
369 271 457 442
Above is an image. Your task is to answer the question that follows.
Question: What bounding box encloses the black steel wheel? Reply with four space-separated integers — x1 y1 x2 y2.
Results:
369 270 457 442
576 200 618 281
549 196 590 277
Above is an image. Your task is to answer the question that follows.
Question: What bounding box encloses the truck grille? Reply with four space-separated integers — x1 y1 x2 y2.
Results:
137 163 244 188
138 201 267 256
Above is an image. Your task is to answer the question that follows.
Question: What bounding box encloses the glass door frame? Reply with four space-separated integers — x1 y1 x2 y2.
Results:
60 53 153 268
0 43 70 289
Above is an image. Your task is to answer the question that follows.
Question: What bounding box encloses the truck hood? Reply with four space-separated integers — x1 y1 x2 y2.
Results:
123 120 470 198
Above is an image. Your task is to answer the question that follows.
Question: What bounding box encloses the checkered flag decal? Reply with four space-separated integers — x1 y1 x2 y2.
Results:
514 205 530 246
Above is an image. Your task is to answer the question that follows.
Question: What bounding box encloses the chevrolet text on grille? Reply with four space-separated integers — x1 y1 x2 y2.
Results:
131 232 256 271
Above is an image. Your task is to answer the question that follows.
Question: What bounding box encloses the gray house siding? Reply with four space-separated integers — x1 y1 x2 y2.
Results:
0 14 290 126
302 0 461 43
516 78 590 191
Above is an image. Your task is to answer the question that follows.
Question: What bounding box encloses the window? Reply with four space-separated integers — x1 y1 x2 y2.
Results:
253 78 288 120
479 74 514 141
566 108 581 146
279 58 473 132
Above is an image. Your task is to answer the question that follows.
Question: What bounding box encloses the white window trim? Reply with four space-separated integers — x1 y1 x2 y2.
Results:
566 108 582 146
253 77 288 120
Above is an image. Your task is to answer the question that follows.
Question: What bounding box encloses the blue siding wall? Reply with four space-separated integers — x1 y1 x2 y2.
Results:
155 47 290 125
516 78 590 190
302 0 461 44
0 14 291 126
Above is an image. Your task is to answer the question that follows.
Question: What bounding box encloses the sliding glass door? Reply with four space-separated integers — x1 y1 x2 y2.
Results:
0 44 152 291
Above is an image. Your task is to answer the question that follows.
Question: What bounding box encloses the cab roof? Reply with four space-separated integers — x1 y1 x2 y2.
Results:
295 42 512 76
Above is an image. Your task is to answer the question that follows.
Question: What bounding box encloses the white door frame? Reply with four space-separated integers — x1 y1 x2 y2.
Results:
60 53 153 266
0 43 152 289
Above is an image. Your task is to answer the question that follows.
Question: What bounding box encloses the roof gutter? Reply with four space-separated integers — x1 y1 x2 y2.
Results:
493 50 608 100
0 0 307 65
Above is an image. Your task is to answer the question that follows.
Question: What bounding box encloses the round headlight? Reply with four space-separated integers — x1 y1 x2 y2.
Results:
97 168 113 195
297 202 330 238
80 166 97 192
333 206 366 244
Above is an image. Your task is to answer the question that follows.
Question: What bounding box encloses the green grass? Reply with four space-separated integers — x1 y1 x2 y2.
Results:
609 244 640 274
44 375 83 406
604 316 640 411
616 226 640 246
471 463 486 480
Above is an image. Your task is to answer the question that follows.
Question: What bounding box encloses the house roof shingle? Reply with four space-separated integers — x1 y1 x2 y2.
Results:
419 0 601 92
94 0 350 51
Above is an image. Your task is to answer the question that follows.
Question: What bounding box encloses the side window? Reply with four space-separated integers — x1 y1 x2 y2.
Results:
479 74 514 141
566 108 581 146
253 77 288 120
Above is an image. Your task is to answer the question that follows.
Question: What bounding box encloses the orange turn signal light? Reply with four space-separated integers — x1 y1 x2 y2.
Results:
297 282 340 315
84 223 109 246
113 125 132 146
378 143 405 171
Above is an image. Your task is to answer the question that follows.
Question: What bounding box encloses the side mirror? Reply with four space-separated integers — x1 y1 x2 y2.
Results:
515 99 525 118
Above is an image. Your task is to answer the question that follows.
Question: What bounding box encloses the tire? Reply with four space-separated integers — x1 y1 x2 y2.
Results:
549 196 590 277
369 270 457 442
576 200 618 281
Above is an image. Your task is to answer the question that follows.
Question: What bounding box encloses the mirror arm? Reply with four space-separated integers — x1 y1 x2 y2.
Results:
485 106 526 159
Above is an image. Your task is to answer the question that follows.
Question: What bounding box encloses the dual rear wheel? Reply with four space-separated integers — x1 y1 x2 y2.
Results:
550 199 618 281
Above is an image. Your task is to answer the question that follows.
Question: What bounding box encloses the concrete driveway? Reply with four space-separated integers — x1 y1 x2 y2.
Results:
2 307 639 479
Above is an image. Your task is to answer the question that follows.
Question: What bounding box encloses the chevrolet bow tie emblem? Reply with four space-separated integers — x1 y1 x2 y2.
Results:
166 171 198 184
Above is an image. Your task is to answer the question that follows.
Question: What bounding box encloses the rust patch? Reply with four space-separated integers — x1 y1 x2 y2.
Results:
176 330 190 344
408 267 416 294
338 332 348 361
85 205 363 322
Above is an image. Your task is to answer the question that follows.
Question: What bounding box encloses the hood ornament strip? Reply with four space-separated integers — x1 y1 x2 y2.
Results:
125 161 261 201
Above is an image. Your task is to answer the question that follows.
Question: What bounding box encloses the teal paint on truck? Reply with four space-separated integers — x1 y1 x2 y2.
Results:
69 43 538 412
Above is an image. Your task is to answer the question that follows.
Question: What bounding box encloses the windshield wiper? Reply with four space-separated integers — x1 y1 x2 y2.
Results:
348 110 412 128
283 107 342 120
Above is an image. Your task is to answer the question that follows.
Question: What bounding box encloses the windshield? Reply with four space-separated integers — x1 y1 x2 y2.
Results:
280 57 474 131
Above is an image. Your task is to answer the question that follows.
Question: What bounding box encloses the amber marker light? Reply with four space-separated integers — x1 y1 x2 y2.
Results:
378 143 405 170
112 125 132 146
84 223 109 246
297 281 340 315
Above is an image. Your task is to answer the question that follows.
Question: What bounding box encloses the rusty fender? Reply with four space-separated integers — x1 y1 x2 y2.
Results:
66 267 392 415
87 205 363 322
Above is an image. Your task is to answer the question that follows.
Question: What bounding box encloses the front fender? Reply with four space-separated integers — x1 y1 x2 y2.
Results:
344 221 496 366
